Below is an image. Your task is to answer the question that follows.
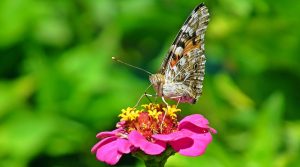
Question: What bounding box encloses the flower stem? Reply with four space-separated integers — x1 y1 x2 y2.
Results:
132 147 175 167
144 158 167 167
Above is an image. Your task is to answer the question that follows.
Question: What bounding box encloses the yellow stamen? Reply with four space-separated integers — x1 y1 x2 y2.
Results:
148 109 162 120
119 107 139 121
163 105 181 119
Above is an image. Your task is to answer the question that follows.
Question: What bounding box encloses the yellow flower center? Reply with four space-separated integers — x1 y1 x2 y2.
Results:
118 103 181 140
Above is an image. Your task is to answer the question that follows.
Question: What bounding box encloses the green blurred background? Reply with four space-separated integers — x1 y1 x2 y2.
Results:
0 0 299 166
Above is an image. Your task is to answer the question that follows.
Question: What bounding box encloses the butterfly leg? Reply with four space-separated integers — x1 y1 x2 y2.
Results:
133 84 154 107
159 96 170 132
134 93 153 108
161 96 169 106
176 99 181 108
160 98 181 132
154 93 158 103
145 92 153 103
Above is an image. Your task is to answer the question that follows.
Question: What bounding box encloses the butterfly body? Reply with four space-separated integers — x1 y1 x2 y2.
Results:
149 3 209 104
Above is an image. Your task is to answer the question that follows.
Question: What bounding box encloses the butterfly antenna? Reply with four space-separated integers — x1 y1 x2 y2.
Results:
112 57 152 75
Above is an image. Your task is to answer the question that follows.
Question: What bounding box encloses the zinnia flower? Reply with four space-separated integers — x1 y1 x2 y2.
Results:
91 103 216 166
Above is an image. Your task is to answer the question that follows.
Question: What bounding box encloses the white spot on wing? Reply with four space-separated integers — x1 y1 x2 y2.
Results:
188 29 194 36
192 58 196 63
172 66 178 73
196 29 201 36
192 12 198 19
196 84 203 89
169 45 175 51
181 24 187 31
174 47 183 55
179 57 186 66
185 26 191 33
200 34 205 40
201 44 205 49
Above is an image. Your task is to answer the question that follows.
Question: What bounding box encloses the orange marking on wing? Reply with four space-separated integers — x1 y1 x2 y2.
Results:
183 39 200 55
170 58 178 67
171 60 176 67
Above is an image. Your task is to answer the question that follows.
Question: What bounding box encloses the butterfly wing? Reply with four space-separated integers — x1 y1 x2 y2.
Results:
160 3 209 101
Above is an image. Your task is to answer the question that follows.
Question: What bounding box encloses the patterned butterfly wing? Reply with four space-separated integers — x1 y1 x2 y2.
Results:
160 3 209 103
149 3 209 103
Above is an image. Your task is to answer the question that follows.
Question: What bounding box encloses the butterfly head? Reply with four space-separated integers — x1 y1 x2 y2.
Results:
149 74 165 97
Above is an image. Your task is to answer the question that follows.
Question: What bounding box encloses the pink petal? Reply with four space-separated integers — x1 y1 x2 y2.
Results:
91 136 117 153
209 127 217 134
128 130 166 155
96 128 122 139
95 139 123 165
117 138 132 153
154 127 214 157
92 137 133 165
152 130 193 141
116 121 126 127
179 121 210 134
179 114 210 130
170 131 213 156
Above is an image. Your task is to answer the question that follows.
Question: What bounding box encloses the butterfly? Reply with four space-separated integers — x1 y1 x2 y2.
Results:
149 3 209 104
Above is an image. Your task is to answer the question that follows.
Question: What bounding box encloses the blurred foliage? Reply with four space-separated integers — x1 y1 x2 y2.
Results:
0 0 299 167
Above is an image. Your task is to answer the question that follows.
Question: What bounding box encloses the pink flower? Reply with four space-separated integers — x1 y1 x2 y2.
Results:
91 103 216 165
